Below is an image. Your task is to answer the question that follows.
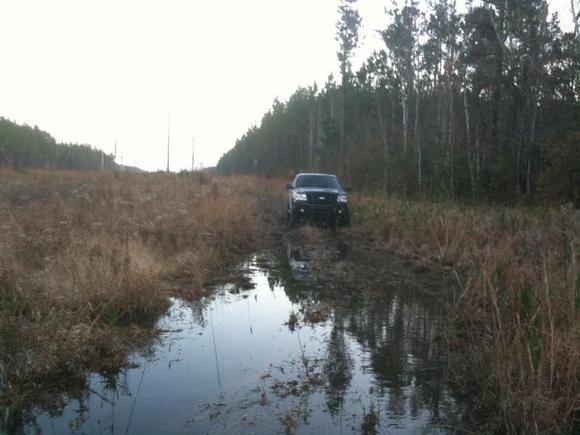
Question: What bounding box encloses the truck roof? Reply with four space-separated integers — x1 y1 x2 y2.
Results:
295 173 337 177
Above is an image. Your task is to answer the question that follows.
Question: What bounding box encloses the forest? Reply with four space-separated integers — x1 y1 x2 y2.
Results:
217 0 580 204
0 117 116 171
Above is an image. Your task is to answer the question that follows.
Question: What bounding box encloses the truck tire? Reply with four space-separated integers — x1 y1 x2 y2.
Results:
287 210 295 229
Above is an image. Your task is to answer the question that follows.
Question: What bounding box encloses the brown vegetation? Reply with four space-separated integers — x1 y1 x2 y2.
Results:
3 170 578 432
0 170 272 416
350 195 580 432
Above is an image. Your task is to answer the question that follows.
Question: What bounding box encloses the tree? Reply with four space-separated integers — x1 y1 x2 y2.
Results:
217 0 580 205
0 118 115 171
336 0 361 176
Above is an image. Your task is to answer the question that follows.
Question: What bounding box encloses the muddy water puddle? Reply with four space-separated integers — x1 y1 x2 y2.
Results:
27 243 463 434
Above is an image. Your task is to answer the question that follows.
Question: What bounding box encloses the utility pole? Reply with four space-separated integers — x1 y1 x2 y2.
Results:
113 141 117 171
166 110 171 173
191 136 195 172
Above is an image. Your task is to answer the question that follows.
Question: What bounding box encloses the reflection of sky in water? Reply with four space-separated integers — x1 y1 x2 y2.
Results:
28 254 461 434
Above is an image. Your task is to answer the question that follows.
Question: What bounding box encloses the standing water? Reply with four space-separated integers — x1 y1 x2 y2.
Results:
27 241 463 434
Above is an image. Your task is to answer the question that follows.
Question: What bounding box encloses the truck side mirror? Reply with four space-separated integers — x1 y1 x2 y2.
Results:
345 186 352 193
286 183 293 190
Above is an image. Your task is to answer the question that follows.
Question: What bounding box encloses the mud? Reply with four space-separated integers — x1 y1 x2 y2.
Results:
18 227 466 434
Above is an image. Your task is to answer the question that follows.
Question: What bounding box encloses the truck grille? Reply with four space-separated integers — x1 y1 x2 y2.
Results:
306 193 337 205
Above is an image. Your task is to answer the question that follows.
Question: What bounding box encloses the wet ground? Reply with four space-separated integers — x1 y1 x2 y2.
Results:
24 231 465 434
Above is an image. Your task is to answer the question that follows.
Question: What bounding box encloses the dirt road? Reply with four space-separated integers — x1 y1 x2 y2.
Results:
23 224 465 434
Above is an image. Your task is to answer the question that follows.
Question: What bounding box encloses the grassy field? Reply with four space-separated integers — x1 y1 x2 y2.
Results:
0 170 282 426
349 195 580 433
1 171 579 432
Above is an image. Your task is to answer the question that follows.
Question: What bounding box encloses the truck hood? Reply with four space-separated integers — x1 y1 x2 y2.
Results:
294 187 344 195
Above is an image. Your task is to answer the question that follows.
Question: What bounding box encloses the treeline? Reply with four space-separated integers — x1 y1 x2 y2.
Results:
0 117 116 171
218 0 580 203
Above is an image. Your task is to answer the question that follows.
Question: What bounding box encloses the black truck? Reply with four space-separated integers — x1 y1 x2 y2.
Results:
286 173 350 228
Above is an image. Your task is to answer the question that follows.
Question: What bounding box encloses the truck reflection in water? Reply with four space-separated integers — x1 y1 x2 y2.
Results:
287 245 312 281
286 238 348 282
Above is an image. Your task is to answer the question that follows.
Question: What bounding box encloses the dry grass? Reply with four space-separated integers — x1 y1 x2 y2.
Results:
351 195 580 432
296 225 326 242
0 170 271 415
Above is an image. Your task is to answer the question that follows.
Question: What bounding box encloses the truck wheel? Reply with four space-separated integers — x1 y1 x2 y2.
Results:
343 215 350 227
328 216 337 232
287 211 295 229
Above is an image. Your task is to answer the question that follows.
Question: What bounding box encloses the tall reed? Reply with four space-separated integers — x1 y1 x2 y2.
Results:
352 196 580 432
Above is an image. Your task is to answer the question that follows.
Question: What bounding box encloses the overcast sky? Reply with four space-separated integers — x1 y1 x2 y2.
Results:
0 0 574 171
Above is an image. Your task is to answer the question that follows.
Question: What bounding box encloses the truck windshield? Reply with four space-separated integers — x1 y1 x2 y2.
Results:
295 175 341 189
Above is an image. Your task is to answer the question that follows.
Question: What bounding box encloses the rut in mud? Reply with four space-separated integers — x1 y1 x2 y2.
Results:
22 227 465 434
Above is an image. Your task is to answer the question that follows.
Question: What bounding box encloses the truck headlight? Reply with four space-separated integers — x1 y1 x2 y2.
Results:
293 192 307 201
337 194 348 203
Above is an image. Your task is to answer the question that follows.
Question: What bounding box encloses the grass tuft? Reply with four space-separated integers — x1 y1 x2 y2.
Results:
351 195 580 432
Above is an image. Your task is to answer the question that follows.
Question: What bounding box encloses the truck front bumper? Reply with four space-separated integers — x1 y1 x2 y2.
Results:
292 203 349 225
